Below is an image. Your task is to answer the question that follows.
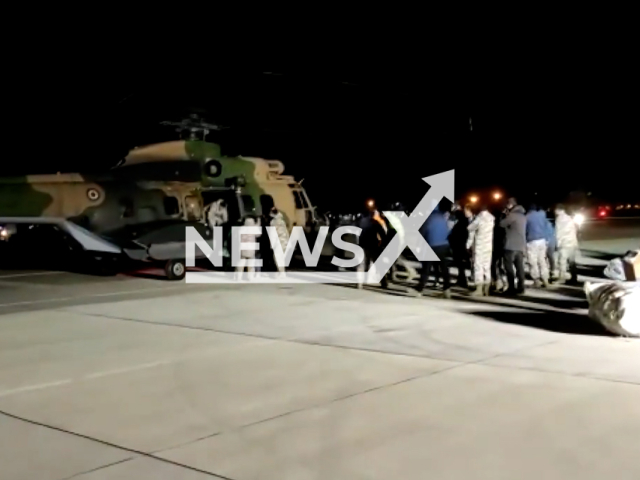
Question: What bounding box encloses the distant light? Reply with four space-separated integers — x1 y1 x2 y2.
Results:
367 200 374 207
573 213 585 226
493 192 502 200
469 195 478 203
599 210 607 217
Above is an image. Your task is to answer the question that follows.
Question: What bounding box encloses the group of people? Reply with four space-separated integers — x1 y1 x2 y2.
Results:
357 198 580 298
206 198 290 281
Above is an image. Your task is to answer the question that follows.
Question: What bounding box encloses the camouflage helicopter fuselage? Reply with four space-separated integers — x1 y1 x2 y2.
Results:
0 172 203 235
121 140 320 232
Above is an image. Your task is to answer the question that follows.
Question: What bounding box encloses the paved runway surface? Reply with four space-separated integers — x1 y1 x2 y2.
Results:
0 220 638 479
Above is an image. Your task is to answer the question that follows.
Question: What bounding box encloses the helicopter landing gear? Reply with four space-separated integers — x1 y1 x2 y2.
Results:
165 259 186 281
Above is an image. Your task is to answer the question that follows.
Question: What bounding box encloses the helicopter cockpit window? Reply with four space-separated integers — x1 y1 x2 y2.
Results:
299 192 310 209
292 191 304 209
163 196 180 216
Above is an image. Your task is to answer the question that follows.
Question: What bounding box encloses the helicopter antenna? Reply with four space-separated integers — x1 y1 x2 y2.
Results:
160 114 226 141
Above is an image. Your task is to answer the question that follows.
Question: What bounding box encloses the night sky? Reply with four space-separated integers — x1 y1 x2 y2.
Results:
7 55 637 212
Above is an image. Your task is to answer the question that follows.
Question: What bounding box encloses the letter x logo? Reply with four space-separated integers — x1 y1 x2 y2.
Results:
367 170 455 284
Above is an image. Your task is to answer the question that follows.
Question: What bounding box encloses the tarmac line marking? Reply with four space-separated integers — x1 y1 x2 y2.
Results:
0 271 65 279
0 285 186 308
0 353 214 398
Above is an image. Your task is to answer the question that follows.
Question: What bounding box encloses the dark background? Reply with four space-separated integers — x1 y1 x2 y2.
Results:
5 46 637 212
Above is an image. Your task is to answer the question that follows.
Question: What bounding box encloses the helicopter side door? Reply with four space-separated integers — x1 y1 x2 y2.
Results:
289 187 313 231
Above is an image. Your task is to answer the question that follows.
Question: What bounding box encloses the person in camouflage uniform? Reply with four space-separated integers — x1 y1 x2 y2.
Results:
269 206 290 277
466 203 495 296
554 204 579 283
526 204 550 288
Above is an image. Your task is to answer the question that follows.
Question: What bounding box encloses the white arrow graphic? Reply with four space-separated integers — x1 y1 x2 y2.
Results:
366 169 455 284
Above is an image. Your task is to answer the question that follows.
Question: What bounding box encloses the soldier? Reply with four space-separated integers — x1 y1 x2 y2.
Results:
466 203 495 296
269 206 290 278
206 198 228 227
526 203 550 287
555 204 579 284
234 216 258 281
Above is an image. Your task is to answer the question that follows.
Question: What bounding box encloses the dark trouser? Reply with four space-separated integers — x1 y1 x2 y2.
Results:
504 249 525 292
452 247 468 286
491 247 506 282
357 246 385 286
259 244 276 273
418 244 451 291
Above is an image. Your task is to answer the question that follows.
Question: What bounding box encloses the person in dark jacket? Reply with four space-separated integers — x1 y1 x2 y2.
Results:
258 197 276 276
448 209 469 288
356 200 389 289
416 201 452 298
491 205 508 292
500 197 527 294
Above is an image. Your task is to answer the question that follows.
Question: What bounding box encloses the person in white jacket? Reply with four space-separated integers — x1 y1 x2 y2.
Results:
467 204 495 296
234 216 259 281
554 205 579 283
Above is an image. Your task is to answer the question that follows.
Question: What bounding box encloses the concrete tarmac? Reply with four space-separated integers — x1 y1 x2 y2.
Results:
0 221 638 479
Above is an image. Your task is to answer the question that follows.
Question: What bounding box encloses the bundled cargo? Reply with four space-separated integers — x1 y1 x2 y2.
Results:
604 250 640 281
584 281 640 337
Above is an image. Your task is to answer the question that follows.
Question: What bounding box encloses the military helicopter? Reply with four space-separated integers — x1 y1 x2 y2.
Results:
0 167 210 280
118 114 328 234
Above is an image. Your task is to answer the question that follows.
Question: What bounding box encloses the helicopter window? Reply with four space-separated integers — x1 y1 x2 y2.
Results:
204 160 222 177
299 192 310 209
163 196 180 216
292 191 304 209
